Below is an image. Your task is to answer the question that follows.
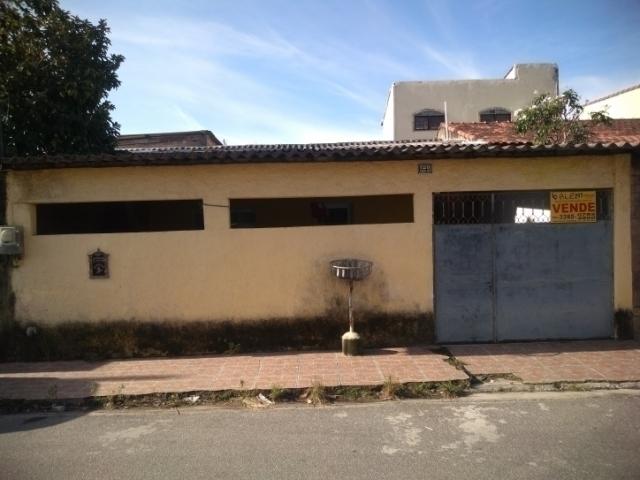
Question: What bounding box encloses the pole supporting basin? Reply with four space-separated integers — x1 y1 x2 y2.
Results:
330 258 373 356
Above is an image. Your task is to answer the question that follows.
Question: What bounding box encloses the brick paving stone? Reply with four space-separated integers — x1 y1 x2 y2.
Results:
0 347 467 400
448 340 640 384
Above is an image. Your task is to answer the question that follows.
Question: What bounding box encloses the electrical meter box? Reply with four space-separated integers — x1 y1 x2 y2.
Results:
0 226 23 255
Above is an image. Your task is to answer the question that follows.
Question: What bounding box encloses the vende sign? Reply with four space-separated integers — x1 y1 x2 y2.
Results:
550 191 596 223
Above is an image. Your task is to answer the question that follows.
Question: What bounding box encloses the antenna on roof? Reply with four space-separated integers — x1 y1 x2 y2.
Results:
443 101 449 141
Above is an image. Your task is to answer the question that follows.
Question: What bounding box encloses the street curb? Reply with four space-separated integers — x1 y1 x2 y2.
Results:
468 379 640 394
0 379 470 413
2 378 640 413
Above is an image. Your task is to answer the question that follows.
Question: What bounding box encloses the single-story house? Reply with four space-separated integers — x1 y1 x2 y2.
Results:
0 139 637 344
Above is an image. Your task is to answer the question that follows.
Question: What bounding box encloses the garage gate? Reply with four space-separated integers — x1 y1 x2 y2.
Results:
434 190 613 343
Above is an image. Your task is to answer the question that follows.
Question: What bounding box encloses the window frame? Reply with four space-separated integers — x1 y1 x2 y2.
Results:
479 107 512 123
414 109 445 131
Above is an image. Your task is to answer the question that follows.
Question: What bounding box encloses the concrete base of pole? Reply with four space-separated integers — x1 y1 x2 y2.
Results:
342 331 361 356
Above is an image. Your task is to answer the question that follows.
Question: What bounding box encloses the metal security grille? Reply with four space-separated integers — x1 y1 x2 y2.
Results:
434 190 611 225
433 192 492 224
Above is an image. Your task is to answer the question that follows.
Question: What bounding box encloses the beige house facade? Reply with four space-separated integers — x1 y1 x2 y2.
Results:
1 141 636 343
382 63 559 141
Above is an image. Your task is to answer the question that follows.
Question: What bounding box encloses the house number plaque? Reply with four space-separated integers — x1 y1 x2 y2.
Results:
88 249 109 279
418 163 432 174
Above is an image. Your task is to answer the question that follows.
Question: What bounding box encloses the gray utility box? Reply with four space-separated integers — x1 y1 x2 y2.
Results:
0 226 23 255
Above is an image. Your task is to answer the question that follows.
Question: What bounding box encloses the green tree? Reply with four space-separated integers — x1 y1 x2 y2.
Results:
0 0 124 156
514 89 610 144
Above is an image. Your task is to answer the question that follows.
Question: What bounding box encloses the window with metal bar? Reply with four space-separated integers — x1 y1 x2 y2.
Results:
434 190 611 225
479 107 512 123
414 109 445 131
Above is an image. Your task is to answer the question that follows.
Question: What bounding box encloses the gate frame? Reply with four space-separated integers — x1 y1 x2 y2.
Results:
432 189 614 343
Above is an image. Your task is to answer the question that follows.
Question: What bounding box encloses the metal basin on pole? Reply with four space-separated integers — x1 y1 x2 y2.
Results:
330 259 373 355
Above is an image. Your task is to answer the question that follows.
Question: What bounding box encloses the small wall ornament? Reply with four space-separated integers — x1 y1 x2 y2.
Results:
88 249 109 279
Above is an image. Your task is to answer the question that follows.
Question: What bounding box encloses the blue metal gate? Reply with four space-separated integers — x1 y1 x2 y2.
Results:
434 191 613 343
435 225 494 342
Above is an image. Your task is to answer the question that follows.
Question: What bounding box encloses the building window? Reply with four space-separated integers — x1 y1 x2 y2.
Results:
414 109 445 131
36 200 204 235
479 107 511 123
230 194 414 228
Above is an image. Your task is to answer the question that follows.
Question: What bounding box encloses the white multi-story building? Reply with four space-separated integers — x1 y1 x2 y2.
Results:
382 63 559 140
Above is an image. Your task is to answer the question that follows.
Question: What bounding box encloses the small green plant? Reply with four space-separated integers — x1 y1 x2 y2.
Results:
380 376 400 400
334 385 375 401
270 385 284 402
224 342 241 355
215 390 236 402
562 383 588 392
438 381 467 398
403 382 436 398
305 382 327 405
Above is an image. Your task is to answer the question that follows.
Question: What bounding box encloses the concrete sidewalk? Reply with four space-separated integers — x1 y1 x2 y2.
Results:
1 341 638 401
0 346 466 400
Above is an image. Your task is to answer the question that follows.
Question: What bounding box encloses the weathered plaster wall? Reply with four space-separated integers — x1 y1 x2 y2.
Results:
6 153 633 324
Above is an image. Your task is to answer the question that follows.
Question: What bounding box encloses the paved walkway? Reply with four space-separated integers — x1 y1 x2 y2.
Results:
0 347 466 400
447 340 640 383
1 341 638 400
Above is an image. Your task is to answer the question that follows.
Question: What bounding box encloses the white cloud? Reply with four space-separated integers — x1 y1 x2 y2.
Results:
111 16 298 59
420 44 481 79
172 106 206 131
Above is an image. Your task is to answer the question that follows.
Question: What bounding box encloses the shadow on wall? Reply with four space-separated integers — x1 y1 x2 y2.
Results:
301 257 395 318
0 311 434 363
0 255 433 362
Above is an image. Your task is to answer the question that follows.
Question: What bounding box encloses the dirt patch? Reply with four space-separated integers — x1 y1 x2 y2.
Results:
0 379 470 414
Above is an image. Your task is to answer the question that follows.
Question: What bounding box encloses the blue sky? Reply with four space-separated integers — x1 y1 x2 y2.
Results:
62 0 640 144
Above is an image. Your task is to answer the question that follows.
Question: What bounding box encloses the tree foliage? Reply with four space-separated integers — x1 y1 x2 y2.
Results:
514 89 611 144
0 0 124 156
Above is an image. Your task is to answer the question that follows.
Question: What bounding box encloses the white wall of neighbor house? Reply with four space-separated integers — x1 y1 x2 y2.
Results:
581 86 640 119
384 63 559 140
6 153 633 325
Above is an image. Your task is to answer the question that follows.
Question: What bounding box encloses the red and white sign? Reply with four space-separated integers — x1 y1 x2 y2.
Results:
550 191 596 223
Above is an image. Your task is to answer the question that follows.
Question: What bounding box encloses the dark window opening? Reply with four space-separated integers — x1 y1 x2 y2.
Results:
230 195 413 228
479 107 512 123
37 200 204 235
414 109 445 131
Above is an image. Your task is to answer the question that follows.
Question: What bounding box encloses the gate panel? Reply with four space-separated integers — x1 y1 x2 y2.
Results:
435 225 493 342
494 222 613 340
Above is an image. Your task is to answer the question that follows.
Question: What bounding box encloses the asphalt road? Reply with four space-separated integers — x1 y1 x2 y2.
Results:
1 390 639 480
